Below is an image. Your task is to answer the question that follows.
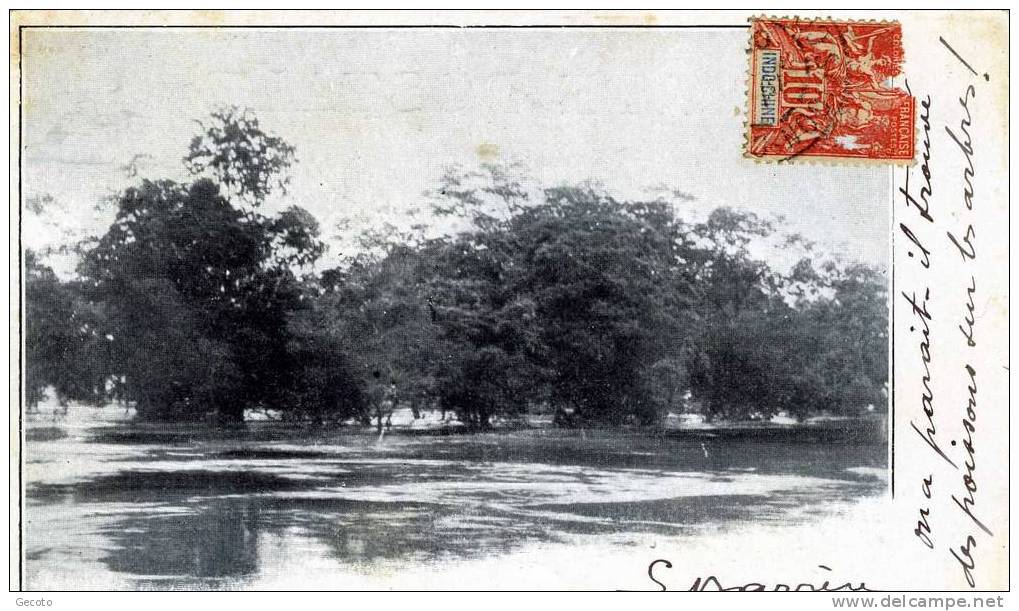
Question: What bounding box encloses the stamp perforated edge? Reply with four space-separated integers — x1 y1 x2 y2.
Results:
742 15 918 167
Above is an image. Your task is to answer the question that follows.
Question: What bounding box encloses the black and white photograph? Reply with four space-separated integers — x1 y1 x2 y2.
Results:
9 10 1009 595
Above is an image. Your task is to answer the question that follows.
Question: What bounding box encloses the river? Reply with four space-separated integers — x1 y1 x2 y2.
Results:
19 407 887 590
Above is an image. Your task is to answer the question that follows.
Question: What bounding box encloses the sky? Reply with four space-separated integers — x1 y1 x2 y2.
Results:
21 27 891 275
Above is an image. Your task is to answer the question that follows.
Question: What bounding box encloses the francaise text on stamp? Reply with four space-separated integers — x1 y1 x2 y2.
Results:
746 17 915 163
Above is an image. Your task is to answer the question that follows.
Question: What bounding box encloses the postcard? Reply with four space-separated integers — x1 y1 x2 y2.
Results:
7 10 1010 596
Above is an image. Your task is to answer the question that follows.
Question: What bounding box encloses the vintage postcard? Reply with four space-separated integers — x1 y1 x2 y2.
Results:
6 10 1010 598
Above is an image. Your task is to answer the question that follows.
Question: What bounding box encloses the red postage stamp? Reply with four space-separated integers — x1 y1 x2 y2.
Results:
746 17 915 163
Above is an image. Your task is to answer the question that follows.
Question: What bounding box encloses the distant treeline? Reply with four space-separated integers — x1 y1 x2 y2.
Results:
25 109 888 430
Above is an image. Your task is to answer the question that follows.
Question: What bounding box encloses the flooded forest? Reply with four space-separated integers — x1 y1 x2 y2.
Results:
22 109 889 589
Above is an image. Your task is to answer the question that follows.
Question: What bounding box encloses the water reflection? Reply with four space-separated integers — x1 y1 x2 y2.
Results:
98 495 549 578
103 501 260 579
82 476 879 582
23 424 887 589
30 470 316 505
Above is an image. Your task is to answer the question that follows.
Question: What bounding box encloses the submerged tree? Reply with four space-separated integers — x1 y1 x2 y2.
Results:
77 108 361 422
506 188 699 425
24 250 109 408
793 261 889 416
316 236 447 433
27 134 887 428
684 210 889 422
417 174 706 427
419 170 888 426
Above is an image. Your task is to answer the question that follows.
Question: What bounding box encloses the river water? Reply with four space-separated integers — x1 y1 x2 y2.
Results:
20 407 887 590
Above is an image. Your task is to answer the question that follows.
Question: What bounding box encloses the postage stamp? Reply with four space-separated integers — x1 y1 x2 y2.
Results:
746 17 916 163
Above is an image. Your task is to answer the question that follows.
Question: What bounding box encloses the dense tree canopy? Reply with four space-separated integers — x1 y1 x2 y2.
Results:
66 109 362 423
25 250 108 408
24 112 888 430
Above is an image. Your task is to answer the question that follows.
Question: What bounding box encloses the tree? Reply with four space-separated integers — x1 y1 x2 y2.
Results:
423 176 703 427
794 261 889 415
504 188 705 425
687 299 820 421
24 250 109 409
360 174 889 427
684 213 889 422
282 296 367 425
78 109 337 423
184 106 296 205
318 233 451 432
426 238 545 430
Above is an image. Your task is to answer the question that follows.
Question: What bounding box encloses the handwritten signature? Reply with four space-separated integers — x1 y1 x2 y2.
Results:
645 559 869 592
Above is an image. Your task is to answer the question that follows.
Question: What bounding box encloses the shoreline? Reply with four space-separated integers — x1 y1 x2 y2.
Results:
25 407 887 446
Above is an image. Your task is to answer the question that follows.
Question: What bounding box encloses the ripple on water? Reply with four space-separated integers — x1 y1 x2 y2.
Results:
22 424 887 589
